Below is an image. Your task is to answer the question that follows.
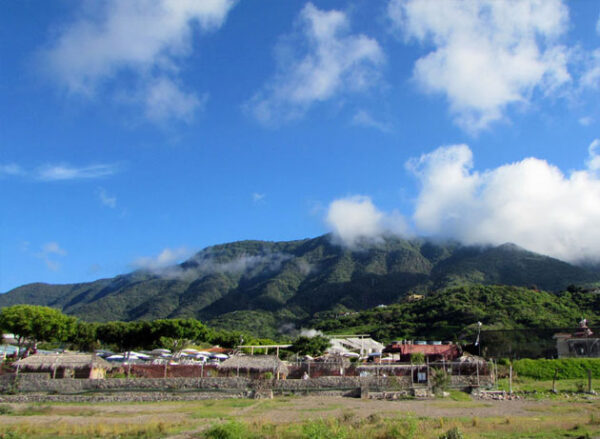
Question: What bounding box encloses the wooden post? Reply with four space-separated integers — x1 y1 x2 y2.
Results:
509 364 513 394
588 369 593 394
476 362 480 387
552 368 558 393
307 361 311 378
201 361 204 378
164 361 168 379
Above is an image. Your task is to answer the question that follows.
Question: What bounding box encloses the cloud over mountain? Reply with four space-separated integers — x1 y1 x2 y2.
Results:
407 142 600 263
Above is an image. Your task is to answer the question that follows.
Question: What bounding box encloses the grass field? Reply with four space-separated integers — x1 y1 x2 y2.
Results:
1 392 599 438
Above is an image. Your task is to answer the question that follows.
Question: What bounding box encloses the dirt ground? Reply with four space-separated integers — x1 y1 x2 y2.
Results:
2 394 599 438
3 395 597 422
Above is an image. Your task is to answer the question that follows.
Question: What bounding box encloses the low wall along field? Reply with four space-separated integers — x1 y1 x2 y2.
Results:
0 373 493 399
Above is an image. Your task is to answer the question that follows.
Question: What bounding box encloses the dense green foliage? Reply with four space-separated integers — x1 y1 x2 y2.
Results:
0 305 76 353
312 284 600 343
289 335 330 357
1 235 598 338
513 358 600 380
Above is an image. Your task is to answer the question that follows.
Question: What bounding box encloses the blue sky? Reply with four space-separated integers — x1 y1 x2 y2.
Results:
2 0 600 292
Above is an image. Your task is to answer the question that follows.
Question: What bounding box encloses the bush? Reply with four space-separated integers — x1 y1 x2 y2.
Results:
439 427 464 439
513 359 600 380
0 404 14 415
204 421 254 439
411 353 425 364
431 369 450 394
301 419 347 439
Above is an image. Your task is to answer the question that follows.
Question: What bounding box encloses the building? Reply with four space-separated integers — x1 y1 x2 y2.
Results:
383 340 461 362
218 354 289 379
327 337 384 357
14 353 112 379
554 319 600 358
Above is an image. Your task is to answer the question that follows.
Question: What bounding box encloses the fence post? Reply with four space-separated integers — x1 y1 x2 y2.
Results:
552 368 558 393
509 364 513 394
588 369 593 394
476 362 480 387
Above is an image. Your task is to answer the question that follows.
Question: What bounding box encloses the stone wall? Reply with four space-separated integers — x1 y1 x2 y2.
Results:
0 373 491 398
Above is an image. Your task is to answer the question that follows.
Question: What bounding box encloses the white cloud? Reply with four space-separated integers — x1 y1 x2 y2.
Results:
248 3 384 124
42 242 67 256
579 116 593 126
597 13 600 35
36 163 119 181
35 242 67 271
0 163 119 181
133 247 191 271
326 195 409 247
97 187 117 208
0 164 25 177
407 142 600 263
351 110 393 132
581 49 600 90
389 0 570 132
143 77 206 123
42 0 235 122
587 139 600 171
252 192 266 202
134 247 294 280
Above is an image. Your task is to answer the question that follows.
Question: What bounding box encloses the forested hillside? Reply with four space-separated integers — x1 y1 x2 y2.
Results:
1 235 599 338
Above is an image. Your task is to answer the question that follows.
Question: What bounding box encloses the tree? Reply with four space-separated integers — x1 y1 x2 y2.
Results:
289 335 330 357
67 321 98 352
0 305 75 355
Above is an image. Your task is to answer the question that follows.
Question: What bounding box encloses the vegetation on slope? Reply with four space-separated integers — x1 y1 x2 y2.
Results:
312 284 600 343
1 235 599 338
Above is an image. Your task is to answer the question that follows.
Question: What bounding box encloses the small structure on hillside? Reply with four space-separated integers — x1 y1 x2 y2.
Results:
383 340 461 362
554 319 600 358
13 353 112 379
219 354 289 379
327 337 384 357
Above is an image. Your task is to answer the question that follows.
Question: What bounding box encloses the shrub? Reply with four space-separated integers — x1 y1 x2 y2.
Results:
439 427 464 439
0 404 14 415
411 353 425 364
301 419 347 439
431 369 450 395
204 421 254 439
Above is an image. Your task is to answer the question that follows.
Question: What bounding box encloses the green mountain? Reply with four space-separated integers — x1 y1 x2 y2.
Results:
1 235 599 338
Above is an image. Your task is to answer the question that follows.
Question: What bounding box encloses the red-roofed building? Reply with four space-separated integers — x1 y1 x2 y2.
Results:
383 341 460 362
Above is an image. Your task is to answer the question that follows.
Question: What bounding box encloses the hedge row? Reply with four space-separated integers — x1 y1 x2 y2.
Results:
513 358 600 380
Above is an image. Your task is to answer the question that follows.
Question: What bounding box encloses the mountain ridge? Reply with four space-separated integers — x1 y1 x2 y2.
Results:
1 234 599 337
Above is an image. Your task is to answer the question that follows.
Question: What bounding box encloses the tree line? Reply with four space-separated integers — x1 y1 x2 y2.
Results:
0 304 331 357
